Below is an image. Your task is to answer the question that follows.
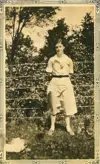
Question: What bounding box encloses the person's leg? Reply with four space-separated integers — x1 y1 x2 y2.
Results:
65 115 74 135
50 114 56 131
48 91 58 134
62 90 75 135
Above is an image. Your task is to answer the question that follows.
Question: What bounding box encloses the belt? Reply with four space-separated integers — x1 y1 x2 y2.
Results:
52 75 69 78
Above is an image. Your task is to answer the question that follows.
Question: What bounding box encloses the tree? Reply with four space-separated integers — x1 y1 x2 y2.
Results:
40 18 69 59
5 7 59 64
63 13 94 61
80 13 94 54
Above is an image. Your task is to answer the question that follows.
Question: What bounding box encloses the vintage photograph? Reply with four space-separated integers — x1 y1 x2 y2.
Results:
5 5 94 159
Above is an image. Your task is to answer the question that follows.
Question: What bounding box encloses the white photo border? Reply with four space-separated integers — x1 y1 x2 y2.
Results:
0 0 100 164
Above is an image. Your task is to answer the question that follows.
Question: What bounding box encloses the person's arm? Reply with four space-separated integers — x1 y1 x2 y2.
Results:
69 59 74 81
69 58 74 75
46 58 53 81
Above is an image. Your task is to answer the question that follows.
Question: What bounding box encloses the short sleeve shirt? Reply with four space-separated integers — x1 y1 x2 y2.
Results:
46 54 73 75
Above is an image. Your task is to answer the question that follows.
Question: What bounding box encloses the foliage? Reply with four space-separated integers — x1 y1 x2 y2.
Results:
40 13 94 63
80 13 94 54
64 13 94 61
5 7 59 64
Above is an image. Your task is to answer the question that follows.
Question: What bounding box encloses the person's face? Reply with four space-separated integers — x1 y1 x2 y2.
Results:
55 44 64 54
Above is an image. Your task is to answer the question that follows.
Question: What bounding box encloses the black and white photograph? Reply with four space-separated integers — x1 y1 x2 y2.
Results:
5 5 95 160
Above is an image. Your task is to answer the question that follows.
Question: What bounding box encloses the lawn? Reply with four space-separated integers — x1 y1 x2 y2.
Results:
6 110 94 160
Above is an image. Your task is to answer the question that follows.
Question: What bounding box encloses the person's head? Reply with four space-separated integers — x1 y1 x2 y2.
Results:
55 40 64 55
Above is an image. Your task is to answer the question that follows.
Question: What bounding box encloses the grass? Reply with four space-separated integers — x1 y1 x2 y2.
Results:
6 111 94 160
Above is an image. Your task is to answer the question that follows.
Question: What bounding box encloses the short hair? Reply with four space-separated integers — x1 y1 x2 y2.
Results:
55 39 64 47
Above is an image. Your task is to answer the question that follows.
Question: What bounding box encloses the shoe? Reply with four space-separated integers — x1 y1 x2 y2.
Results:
47 129 54 136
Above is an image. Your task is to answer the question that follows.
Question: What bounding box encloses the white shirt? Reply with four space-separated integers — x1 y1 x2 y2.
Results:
46 54 73 75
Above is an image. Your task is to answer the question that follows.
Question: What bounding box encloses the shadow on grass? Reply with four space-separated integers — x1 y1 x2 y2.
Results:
55 123 66 131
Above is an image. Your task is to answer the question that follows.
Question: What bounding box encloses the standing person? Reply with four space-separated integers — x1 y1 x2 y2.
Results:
46 40 77 136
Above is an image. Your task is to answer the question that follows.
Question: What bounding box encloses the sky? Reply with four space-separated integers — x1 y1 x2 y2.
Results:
55 6 94 26
23 5 94 50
